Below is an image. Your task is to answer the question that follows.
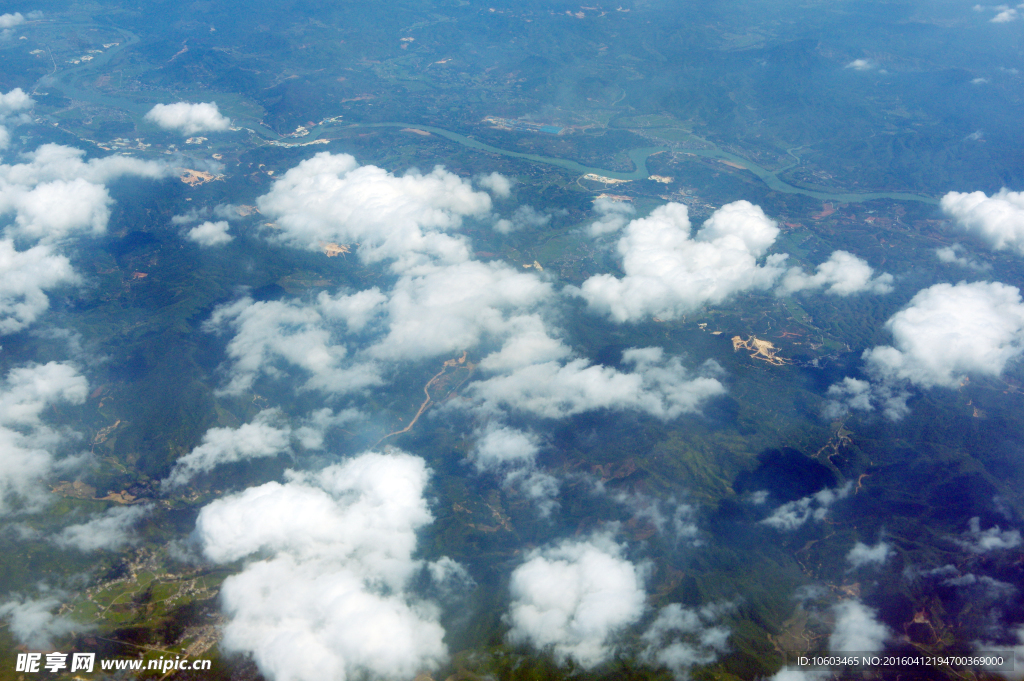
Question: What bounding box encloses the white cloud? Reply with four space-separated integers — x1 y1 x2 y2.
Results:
972 77 990 84
476 172 512 198
506 533 646 668
368 260 553 362
466 348 725 420
0 87 33 118
778 251 893 296
828 280 1024 419
958 517 1022 553
0 143 167 186
823 377 875 419
203 296 382 395
194 451 452 681
573 201 788 322
760 483 852 531
0 362 88 514
863 281 1024 389
0 240 79 334
829 600 889 654
846 541 891 568
317 287 387 334
0 144 167 242
935 243 989 270
0 13 24 29
991 6 1019 21
164 409 292 487
475 313 571 373
941 572 1015 596
53 504 150 551
641 603 731 678
471 422 558 515
186 220 233 246
145 102 231 135
0 596 78 649
494 205 550 234
471 422 540 471
941 189 1024 256
980 626 1024 680
256 152 491 271
598 487 701 544
768 672 828 681
0 144 165 334
1 178 112 239
587 197 635 237
845 59 875 71
505 469 560 516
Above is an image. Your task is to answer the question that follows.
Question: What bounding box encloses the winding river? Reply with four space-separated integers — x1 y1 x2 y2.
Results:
38 25 937 206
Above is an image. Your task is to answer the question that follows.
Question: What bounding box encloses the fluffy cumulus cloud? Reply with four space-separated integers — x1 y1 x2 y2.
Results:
760 483 852 531
823 377 876 419
476 171 512 198
186 220 233 246
0 240 79 334
0 88 32 115
0 362 88 514
53 504 150 551
0 13 26 29
164 409 293 487
846 541 892 568
203 296 382 395
829 600 889 654
471 422 540 471
494 205 550 234
845 59 875 71
256 152 492 270
641 603 731 678
574 201 788 322
468 348 725 420
471 422 559 515
0 143 166 332
990 5 1020 22
778 251 893 296
194 451 454 681
863 281 1024 388
601 488 701 544
935 243 989 270
827 281 1024 419
144 102 231 135
587 197 635 237
0 144 166 241
0 596 78 649
506 534 646 668
958 517 1022 553
0 87 33 150
941 189 1024 256
369 260 553 361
